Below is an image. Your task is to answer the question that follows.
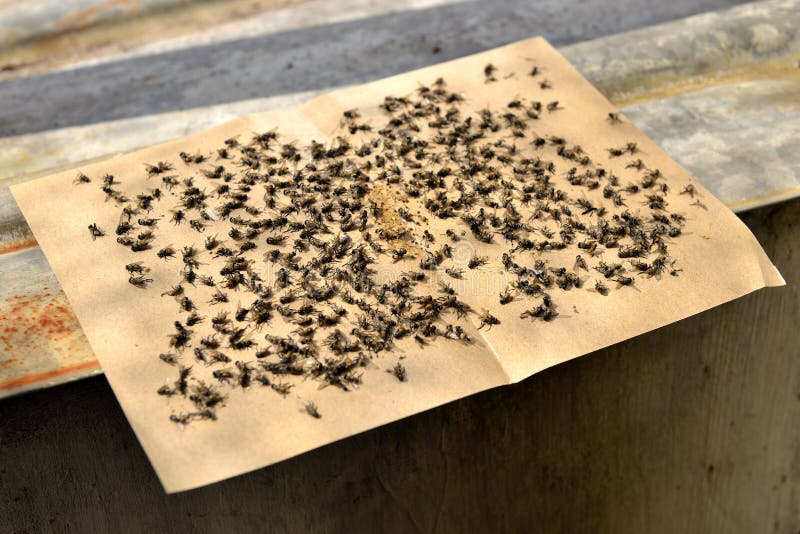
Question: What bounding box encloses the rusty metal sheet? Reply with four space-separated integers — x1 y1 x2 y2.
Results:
0 251 99 398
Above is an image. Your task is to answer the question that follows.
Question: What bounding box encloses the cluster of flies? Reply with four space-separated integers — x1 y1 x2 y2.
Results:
79 62 697 426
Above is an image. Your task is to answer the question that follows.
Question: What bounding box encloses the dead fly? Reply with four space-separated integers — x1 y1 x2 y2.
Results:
304 401 321 418
183 270 198 287
595 261 624 279
159 353 179 366
401 270 426 282
211 311 231 332
162 285 183 297
204 235 220 251
478 311 500 330
391 248 408 262
200 334 220 350
228 328 255 350
468 256 488 269
265 234 286 246
201 165 226 179
607 112 622 123
594 280 609 296
607 142 638 157
520 301 558 321
170 209 186 225
499 288 514 305
170 410 216 427
645 194 666 210
179 151 207 164
444 324 471 343
576 198 598 215
626 159 645 170
388 362 407 382
88 223 105 240
441 295 472 319
235 361 252 388
157 246 176 260
125 262 148 275
158 384 176 397
445 229 461 242
437 281 456 295
128 274 153 288
343 109 360 120
271 382 294 397
185 312 205 326
169 322 193 352
73 172 91 184
445 267 464 279
212 369 235 384
137 230 154 242
208 290 229 305
145 161 173 176
254 372 271 386
641 256 670 278
161 176 179 190
680 184 697 198
484 63 498 82
131 239 152 252
614 275 634 287
181 246 201 269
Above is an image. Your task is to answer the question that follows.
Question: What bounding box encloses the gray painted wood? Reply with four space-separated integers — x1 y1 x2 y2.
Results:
0 0 192 49
0 0 757 136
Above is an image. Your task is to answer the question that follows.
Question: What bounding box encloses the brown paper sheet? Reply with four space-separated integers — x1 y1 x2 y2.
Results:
11 38 783 492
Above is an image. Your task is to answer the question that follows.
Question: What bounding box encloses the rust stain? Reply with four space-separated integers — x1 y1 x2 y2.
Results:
0 291 81 353
54 0 142 33
607 58 800 107
726 185 800 213
0 61 31 72
0 290 97 392
0 360 100 391
0 0 303 83
0 238 37 255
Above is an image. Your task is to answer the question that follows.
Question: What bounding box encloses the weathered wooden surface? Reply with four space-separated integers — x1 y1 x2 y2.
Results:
1 196 797 533
0 0 192 50
0 0 438 78
2 0 798 399
0 0 768 137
